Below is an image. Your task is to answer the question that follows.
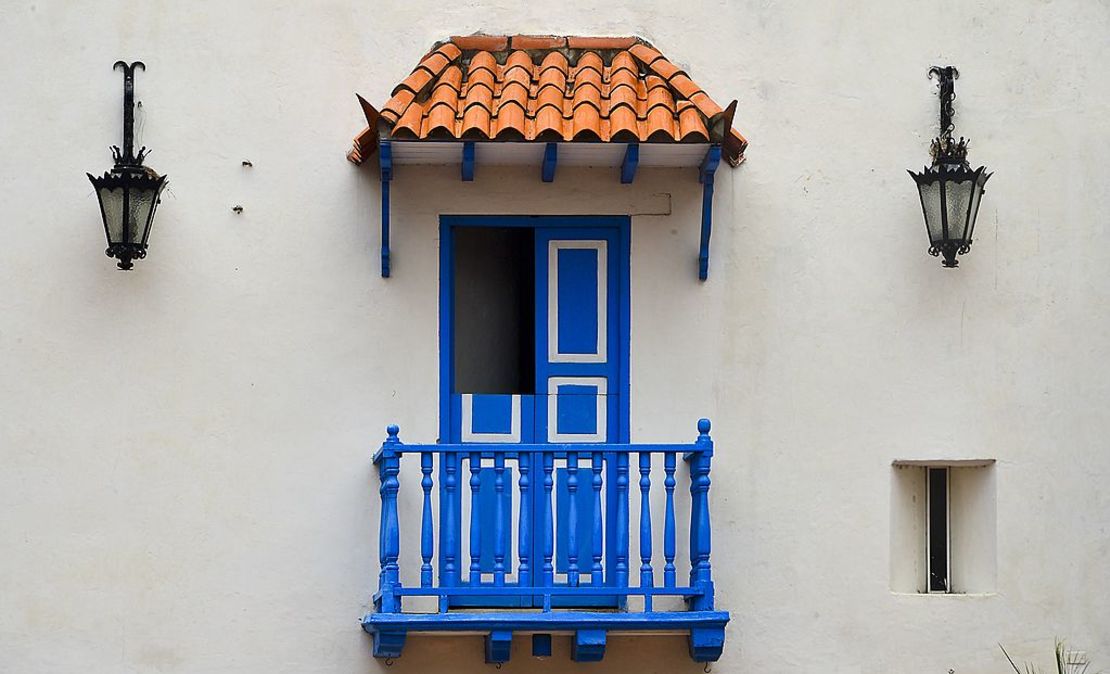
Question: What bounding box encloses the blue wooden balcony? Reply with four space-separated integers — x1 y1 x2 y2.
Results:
363 419 727 664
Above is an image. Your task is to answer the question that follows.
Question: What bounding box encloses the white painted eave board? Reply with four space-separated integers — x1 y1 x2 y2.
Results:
388 141 711 168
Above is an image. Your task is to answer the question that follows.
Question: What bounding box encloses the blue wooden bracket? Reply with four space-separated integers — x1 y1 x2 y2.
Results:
698 145 722 281
620 144 639 184
572 629 606 662
485 630 512 663
379 140 393 278
372 629 406 659
532 633 552 657
461 141 475 182
688 626 726 662
542 142 558 182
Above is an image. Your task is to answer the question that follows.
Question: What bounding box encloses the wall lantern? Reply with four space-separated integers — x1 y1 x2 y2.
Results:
908 66 992 268
87 61 168 270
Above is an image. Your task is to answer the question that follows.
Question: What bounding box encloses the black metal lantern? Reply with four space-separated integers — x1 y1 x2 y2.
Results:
909 66 992 268
87 61 167 270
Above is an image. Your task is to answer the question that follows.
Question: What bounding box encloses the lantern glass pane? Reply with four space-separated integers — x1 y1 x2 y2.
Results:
127 186 158 245
98 185 125 244
944 179 974 243
965 174 986 243
917 179 944 244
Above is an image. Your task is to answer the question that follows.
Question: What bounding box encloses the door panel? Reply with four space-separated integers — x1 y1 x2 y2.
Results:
545 387 607 442
548 241 607 362
450 393 534 443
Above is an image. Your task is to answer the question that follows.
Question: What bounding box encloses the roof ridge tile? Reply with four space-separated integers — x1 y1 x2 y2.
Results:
450 34 509 51
510 35 567 50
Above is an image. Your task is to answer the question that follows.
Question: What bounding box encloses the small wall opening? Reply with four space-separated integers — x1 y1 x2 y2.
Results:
452 227 536 394
890 460 997 594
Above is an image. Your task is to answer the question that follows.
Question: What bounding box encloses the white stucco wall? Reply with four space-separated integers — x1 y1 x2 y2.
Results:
2 1 1109 673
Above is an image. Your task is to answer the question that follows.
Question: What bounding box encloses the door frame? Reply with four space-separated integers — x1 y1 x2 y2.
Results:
438 215 631 603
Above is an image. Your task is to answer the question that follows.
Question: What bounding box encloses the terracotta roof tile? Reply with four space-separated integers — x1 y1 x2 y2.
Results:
380 88 415 124
668 73 703 101
688 90 722 118
645 58 683 82
677 101 709 141
392 98 425 138
349 35 748 165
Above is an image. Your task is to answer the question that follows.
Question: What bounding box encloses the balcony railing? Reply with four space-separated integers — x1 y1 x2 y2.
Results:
362 419 728 664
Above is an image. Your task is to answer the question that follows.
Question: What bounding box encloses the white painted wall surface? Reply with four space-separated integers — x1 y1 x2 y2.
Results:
1 1 1108 673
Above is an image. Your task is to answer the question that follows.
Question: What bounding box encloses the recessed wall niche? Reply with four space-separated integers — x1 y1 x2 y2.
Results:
890 460 997 594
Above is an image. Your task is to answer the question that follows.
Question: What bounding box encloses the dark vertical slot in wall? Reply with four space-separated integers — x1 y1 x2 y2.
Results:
453 227 535 394
928 467 949 592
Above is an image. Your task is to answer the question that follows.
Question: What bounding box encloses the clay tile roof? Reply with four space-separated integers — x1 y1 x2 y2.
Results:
348 35 748 166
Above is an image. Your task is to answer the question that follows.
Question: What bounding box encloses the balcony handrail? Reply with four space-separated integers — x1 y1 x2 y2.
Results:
371 418 716 617
374 441 711 462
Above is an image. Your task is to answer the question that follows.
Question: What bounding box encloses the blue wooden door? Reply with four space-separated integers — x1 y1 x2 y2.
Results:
441 217 629 608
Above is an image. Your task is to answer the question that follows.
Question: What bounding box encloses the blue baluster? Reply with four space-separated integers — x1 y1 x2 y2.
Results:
591 451 604 586
442 451 459 597
469 452 482 585
615 452 630 590
376 425 402 612
518 452 531 588
639 451 654 609
543 452 554 589
567 451 579 586
493 452 506 586
663 451 677 588
420 451 434 588
688 418 715 611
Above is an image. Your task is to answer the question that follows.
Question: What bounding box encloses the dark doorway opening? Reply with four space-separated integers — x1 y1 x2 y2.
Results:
452 227 536 394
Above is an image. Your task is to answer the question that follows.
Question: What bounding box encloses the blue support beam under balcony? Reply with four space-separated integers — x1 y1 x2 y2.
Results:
698 144 722 281
379 140 393 278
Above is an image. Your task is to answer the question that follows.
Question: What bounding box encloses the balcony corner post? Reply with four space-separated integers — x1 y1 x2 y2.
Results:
377 424 402 613
689 418 714 611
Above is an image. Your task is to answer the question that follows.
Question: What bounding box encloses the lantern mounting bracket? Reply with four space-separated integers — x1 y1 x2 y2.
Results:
928 65 959 138
927 66 969 168
111 61 149 169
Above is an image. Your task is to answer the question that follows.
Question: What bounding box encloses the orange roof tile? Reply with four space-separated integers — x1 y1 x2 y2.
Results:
348 35 748 166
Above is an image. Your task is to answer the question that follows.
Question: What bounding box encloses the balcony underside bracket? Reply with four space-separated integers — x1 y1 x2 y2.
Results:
485 630 512 663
